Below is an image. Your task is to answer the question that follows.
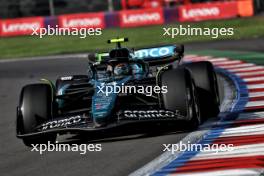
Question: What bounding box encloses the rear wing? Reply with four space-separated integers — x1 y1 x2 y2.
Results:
135 45 176 60
88 45 184 65
135 45 184 65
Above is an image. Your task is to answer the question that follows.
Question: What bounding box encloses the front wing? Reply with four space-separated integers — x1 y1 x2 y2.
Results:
17 109 188 138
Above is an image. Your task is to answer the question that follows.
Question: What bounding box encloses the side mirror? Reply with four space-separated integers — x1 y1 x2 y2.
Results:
87 53 97 62
87 62 96 80
174 45 184 57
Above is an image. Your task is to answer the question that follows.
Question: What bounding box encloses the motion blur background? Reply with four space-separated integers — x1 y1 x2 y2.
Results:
0 0 263 18
0 0 263 58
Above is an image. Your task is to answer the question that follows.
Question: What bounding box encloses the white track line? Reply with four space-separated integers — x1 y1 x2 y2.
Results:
184 56 212 61
185 57 228 62
221 131 264 137
229 66 264 72
213 60 243 65
246 101 264 108
248 92 264 98
208 58 229 62
236 71 264 76
244 77 264 82
219 63 255 69
216 124 264 137
237 112 264 120
247 84 264 89
190 143 264 160
170 169 263 176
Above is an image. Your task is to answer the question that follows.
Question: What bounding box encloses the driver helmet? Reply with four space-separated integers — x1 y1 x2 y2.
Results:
131 63 143 75
114 63 130 76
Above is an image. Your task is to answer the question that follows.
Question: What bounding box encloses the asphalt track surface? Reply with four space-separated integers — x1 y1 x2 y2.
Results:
0 38 263 176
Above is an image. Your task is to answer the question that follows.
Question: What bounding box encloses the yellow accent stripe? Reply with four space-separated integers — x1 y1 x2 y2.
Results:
40 78 54 101
110 38 125 43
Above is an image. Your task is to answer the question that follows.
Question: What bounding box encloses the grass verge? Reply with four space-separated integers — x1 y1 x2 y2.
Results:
0 16 264 59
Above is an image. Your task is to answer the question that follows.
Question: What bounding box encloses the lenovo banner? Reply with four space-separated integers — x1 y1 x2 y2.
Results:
178 2 238 22
119 8 164 28
58 12 105 29
0 17 44 37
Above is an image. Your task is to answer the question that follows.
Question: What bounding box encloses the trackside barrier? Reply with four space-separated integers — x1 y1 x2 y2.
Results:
118 8 165 28
237 0 254 17
0 0 254 37
178 1 238 22
57 12 106 29
0 16 45 37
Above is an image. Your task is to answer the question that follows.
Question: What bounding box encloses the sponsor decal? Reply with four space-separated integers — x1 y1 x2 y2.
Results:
135 46 175 59
179 2 238 22
60 76 73 81
182 7 220 19
41 115 83 130
0 17 44 37
119 8 164 27
98 46 175 59
58 12 105 29
121 110 184 119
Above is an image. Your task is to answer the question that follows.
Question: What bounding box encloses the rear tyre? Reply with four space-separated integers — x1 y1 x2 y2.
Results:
160 68 201 130
17 84 56 147
183 61 220 119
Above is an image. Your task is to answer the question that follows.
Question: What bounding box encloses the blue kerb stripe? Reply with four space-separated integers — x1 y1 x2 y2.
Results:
152 67 249 176
217 68 249 115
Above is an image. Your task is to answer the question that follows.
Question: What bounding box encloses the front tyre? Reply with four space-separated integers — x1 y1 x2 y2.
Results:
183 61 220 119
17 84 56 147
160 68 201 129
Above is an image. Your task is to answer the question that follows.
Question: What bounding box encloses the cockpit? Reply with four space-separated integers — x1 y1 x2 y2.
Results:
87 38 149 80
92 61 146 80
